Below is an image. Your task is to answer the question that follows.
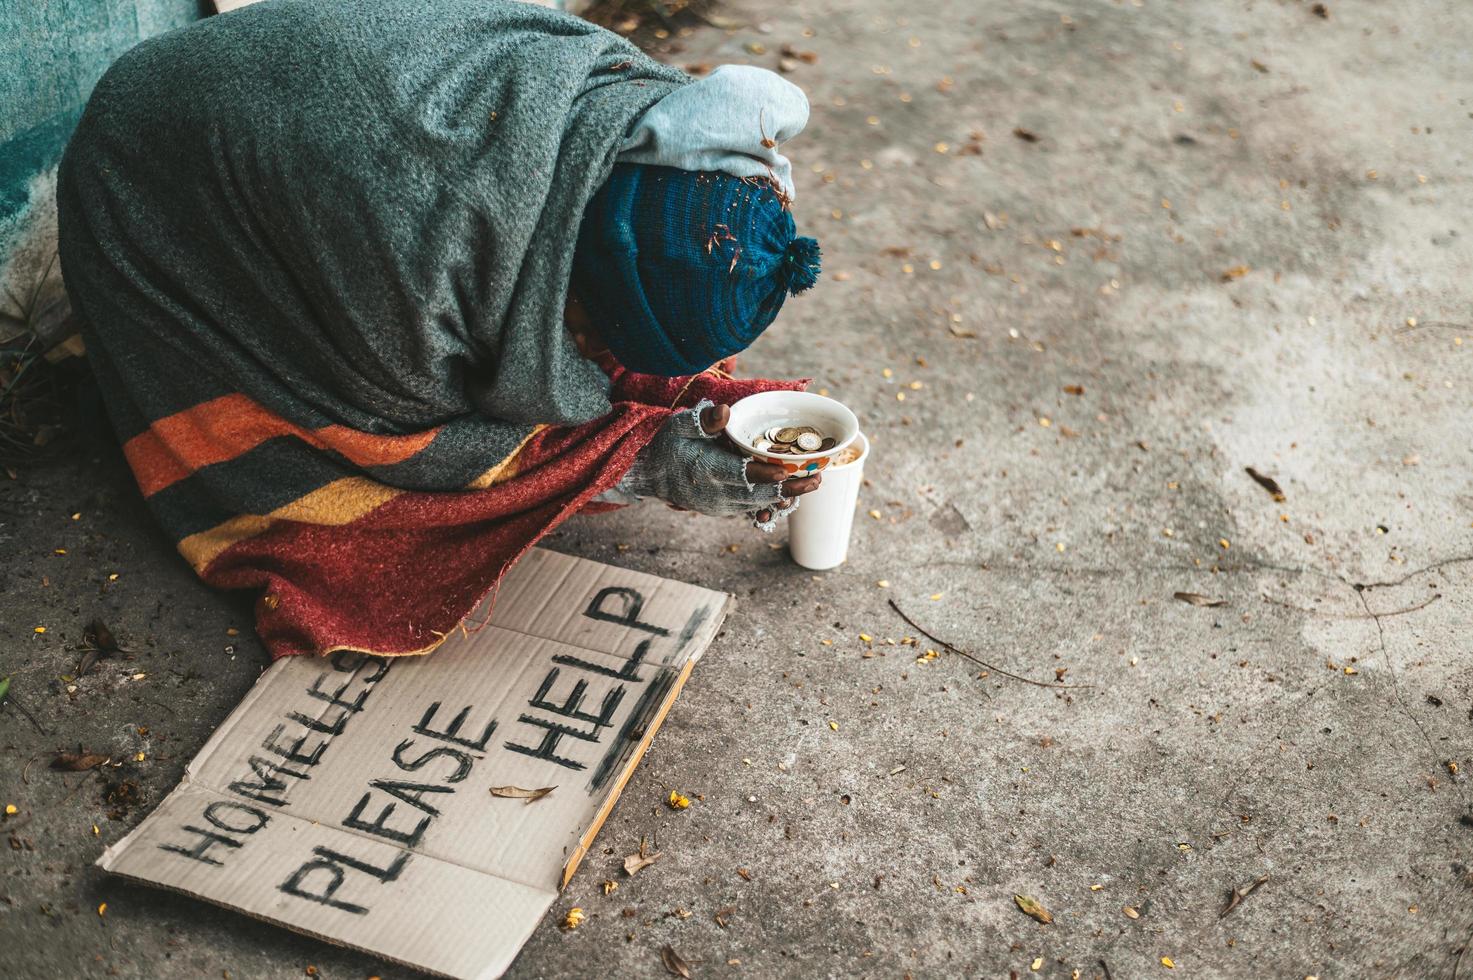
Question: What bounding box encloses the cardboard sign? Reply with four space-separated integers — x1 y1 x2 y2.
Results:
98 548 732 978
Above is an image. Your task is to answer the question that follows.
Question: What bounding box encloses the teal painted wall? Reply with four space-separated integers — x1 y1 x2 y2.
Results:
1 0 206 345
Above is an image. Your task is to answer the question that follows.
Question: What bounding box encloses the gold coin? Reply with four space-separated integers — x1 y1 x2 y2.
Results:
775 426 802 444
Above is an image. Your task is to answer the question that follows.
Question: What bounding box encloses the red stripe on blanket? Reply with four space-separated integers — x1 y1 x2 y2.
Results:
123 393 441 498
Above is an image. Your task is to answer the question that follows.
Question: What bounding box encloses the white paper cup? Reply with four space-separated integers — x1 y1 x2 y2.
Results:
787 432 869 570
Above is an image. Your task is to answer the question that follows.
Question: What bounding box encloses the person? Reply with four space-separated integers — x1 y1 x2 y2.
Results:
56 0 824 658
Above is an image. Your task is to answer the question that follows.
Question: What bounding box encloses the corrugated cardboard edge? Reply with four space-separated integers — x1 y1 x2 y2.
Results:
562 590 732 887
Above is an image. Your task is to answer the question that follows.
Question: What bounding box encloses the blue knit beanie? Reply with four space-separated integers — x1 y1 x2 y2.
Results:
570 163 821 377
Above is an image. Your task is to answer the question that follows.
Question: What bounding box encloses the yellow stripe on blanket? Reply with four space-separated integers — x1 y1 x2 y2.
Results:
465 425 546 489
179 477 403 572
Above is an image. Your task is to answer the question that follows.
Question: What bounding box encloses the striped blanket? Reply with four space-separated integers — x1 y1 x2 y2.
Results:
118 354 796 658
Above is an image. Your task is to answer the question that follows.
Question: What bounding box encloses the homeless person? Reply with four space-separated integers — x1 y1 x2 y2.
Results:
56 0 823 658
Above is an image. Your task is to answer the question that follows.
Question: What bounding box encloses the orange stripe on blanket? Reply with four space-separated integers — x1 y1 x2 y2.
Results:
179 476 402 572
124 393 439 497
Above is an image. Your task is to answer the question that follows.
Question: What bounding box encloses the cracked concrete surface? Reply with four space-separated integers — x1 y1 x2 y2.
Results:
2 1 1471 977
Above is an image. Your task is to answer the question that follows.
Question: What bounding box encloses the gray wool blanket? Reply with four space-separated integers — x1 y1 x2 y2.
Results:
59 0 689 450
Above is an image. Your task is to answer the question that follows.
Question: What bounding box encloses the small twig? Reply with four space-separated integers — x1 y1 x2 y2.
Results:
888 600 1094 690
1218 874 1269 919
1 689 47 736
58 775 89 807
1099 959 1115 980
22 755 38 786
1260 592 1440 619
1453 921 1473 980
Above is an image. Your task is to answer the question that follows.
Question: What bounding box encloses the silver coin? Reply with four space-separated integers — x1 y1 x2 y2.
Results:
796 432 822 452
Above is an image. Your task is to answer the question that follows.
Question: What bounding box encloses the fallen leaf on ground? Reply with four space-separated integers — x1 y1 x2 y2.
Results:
667 790 691 810
489 785 556 804
51 752 110 772
84 619 119 652
79 618 124 676
1219 874 1269 918
948 323 978 339
1174 592 1227 607
1015 893 1053 924
1244 466 1286 501
661 945 692 979
714 906 735 928
780 44 819 64
1013 127 1040 142
624 838 662 877
561 907 585 930
1221 265 1251 281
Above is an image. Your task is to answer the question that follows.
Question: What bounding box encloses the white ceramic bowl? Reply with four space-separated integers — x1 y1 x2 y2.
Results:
724 390 859 476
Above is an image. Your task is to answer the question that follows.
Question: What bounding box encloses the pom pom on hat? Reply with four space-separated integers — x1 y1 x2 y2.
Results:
781 237 822 294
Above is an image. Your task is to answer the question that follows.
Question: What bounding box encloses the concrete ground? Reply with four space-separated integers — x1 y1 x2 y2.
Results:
3 0 1471 977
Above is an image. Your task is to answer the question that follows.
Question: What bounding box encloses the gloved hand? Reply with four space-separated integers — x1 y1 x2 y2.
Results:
617 400 822 528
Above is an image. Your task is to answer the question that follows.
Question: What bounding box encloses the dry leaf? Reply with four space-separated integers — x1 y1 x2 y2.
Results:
667 790 691 810
1220 265 1251 281
79 618 124 676
1219 875 1269 919
1244 466 1286 501
85 619 119 651
1123 905 1140 919
714 906 735 928
1062 385 1085 396
624 837 662 877
561 907 585 930
780 44 819 64
489 785 556 804
660 945 692 979
736 867 753 881
948 323 978 339
1014 893 1053 924
51 752 110 772
1012 127 1040 143
1174 592 1227 608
